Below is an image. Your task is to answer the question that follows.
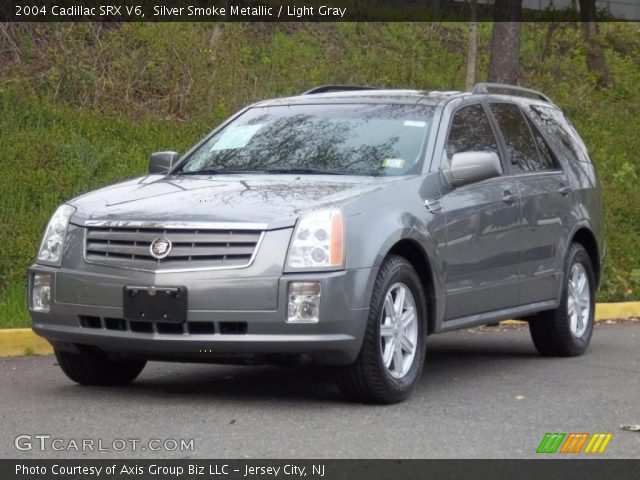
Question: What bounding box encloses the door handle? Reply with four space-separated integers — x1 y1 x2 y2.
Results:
424 199 441 213
558 184 571 196
502 191 518 205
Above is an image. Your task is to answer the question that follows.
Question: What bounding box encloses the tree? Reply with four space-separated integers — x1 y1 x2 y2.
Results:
488 0 522 85
465 0 478 90
579 0 611 88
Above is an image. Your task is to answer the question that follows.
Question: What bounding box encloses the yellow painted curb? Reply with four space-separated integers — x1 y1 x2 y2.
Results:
595 302 640 321
0 329 53 357
503 302 640 324
0 302 639 357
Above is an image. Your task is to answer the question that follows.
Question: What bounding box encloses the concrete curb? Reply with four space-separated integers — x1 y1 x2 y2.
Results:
1 302 639 357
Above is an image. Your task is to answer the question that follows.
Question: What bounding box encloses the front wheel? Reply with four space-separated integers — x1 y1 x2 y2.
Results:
529 243 595 357
335 255 427 404
55 347 146 386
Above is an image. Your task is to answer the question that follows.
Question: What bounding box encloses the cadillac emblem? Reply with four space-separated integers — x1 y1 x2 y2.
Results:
150 237 172 260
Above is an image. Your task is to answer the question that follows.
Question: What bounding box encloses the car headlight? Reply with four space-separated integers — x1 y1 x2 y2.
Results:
286 209 344 270
37 204 76 266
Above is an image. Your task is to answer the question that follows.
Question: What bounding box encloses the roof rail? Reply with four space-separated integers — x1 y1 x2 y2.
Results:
472 83 554 104
301 85 380 95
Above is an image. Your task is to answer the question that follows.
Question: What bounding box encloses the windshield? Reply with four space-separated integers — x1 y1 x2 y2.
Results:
177 103 434 176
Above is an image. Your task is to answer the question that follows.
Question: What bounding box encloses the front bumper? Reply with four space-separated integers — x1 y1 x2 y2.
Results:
28 264 375 365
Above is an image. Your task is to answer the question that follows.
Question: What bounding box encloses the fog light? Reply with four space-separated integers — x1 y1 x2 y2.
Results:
31 273 52 313
287 282 321 323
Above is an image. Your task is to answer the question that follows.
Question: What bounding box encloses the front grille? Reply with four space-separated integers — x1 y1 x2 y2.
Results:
84 225 263 271
219 322 248 334
79 315 101 329
78 316 218 335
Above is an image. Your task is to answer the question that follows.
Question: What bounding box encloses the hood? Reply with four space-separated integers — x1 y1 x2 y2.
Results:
69 174 400 229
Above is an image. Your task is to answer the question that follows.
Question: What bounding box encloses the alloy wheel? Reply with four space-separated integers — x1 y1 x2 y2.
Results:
567 263 591 338
379 283 419 379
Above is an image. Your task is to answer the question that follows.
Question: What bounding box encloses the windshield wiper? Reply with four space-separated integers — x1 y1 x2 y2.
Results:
263 168 352 175
178 168 354 176
178 169 267 175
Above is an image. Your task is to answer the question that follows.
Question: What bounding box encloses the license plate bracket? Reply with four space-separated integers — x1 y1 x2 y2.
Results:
123 286 187 323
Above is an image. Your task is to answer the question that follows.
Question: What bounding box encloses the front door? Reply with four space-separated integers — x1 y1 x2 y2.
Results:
437 103 522 320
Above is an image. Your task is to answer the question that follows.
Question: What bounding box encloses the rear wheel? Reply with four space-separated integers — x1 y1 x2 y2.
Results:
335 255 427 404
529 243 595 357
55 348 146 386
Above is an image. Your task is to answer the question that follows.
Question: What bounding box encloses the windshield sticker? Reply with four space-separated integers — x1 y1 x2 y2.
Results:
403 120 427 128
210 124 263 151
382 158 406 169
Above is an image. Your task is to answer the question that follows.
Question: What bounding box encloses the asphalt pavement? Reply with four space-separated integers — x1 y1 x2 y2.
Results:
1 323 638 459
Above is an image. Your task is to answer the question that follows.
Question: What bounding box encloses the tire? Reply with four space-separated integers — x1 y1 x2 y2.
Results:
335 255 427 404
55 348 146 386
529 243 595 357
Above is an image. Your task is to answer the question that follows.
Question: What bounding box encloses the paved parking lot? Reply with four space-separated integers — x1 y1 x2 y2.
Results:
1 323 639 458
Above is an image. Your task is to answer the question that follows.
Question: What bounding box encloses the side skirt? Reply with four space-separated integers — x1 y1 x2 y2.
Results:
436 299 558 333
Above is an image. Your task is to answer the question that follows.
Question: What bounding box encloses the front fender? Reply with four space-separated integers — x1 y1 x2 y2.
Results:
344 205 446 331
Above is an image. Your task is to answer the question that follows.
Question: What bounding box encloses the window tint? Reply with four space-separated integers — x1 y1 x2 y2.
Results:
446 104 499 157
524 114 557 170
529 105 591 163
490 103 541 173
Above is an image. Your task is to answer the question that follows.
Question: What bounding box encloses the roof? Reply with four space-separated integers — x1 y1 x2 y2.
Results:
252 83 557 108
256 89 464 107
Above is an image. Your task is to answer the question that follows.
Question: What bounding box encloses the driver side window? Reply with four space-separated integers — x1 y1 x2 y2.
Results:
446 104 500 159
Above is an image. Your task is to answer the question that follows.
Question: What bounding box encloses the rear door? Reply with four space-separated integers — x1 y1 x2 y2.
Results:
437 103 522 320
488 102 573 304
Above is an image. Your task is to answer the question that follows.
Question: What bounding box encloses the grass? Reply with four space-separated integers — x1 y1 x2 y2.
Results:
0 283 31 329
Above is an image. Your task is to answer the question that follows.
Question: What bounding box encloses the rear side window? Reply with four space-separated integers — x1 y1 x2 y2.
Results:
529 105 591 163
446 104 499 157
523 114 557 170
490 103 543 173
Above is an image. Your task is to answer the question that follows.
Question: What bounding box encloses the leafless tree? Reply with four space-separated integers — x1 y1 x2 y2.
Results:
488 0 522 85
579 0 611 88
465 0 478 90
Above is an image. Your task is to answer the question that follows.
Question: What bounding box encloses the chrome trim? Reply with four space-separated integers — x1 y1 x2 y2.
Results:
424 199 442 213
149 237 172 260
506 169 563 179
81 220 269 231
82 228 266 274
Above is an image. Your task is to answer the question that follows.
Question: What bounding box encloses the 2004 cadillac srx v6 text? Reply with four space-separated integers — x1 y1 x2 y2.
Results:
30 84 603 403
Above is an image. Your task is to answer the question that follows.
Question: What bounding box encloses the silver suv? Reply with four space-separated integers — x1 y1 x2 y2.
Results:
29 84 603 403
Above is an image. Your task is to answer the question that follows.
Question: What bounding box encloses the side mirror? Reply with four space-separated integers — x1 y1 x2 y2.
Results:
149 151 179 174
446 151 502 187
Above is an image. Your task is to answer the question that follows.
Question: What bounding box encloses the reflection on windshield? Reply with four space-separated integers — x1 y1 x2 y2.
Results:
178 104 434 176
